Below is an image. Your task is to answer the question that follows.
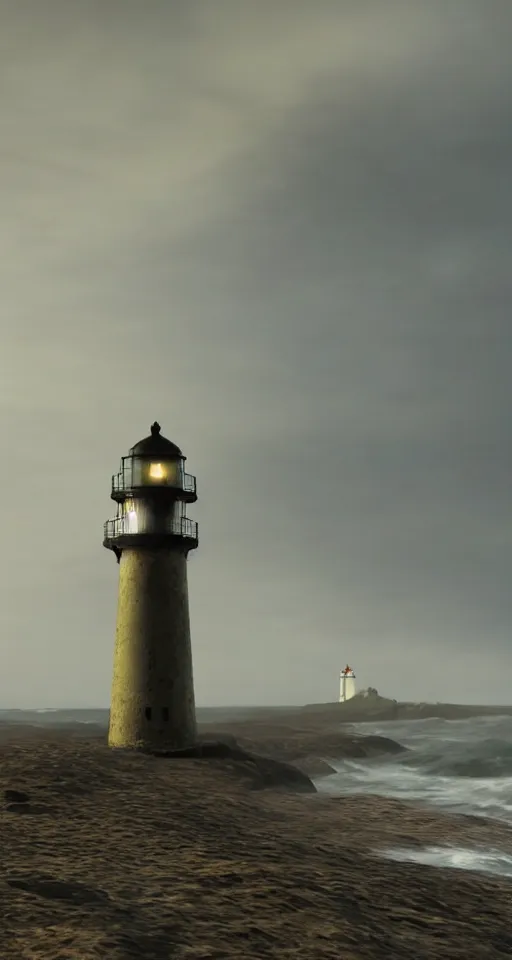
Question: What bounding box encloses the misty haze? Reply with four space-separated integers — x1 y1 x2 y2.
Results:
1 1 510 711
2 4 512 957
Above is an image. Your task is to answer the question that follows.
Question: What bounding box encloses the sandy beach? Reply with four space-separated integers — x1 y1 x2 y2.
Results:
2 707 512 959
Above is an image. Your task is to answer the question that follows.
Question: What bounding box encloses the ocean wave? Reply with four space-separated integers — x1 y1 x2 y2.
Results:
318 715 512 822
399 737 512 779
380 845 512 879
319 756 512 819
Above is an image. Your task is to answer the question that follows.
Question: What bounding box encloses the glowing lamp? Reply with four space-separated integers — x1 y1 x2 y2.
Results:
149 462 165 481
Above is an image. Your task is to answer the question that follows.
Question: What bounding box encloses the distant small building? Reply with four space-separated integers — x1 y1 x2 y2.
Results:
339 664 356 703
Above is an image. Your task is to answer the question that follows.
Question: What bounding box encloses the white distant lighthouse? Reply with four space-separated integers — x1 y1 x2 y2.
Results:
339 664 356 703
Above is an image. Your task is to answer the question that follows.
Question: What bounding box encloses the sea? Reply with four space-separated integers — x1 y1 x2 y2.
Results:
2 707 512 879
315 713 512 880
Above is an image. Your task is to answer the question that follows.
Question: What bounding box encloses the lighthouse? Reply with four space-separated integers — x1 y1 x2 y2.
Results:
103 422 198 751
339 664 356 703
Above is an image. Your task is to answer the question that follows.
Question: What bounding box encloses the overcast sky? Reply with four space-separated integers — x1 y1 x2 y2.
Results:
1 1 511 708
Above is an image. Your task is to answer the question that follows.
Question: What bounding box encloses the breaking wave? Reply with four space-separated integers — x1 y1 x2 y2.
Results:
380 845 512 879
317 715 512 823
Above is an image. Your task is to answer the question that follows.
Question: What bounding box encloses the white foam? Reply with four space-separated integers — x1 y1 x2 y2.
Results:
379 845 512 878
316 757 512 822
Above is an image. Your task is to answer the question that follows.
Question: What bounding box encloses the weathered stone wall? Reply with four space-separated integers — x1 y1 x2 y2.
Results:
108 548 196 750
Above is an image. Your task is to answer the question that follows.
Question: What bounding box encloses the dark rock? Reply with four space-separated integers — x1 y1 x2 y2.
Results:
6 803 51 815
198 732 239 749
150 740 316 793
6 874 110 905
236 753 316 793
349 735 405 757
286 756 337 778
210 728 406 771
4 788 30 803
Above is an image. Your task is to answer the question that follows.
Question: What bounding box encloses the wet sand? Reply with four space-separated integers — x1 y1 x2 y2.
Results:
1 718 512 958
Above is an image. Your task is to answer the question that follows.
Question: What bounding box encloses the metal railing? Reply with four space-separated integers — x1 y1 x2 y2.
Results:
111 470 196 495
104 516 198 541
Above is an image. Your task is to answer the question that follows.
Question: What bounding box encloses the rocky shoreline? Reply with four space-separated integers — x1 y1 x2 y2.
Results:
198 720 405 779
1 713 512 958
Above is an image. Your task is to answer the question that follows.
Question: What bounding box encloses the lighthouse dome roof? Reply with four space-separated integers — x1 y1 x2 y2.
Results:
129 422 184 459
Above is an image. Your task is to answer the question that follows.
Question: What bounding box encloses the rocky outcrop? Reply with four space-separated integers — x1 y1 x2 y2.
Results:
198 725 405 780
152 738 317 792
291 756 338 777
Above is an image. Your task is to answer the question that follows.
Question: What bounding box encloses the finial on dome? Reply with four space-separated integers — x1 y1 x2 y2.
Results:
150 422 161 436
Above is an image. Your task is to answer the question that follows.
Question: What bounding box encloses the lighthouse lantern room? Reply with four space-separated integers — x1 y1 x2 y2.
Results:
104 421 198 559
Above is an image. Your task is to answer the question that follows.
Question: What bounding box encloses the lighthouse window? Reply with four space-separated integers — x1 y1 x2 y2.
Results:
145 707 152 721
122 459 133 488
149 462 165 481
123 500 138 534
145 461 177 485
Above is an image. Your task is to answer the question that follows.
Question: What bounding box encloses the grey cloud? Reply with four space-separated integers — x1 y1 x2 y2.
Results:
0 1 511 707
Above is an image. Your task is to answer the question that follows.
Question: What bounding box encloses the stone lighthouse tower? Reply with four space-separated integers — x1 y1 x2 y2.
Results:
103 422 198 751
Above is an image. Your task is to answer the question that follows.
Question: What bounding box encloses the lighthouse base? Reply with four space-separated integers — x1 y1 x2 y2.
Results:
108 548 197 751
